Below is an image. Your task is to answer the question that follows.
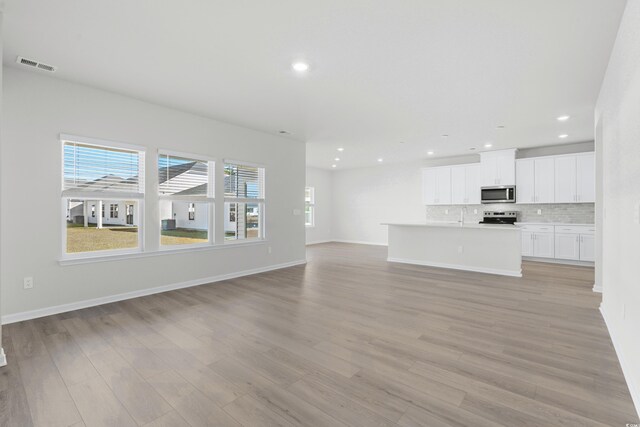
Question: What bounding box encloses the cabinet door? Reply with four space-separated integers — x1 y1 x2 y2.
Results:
516 159 535 203
554 156 577 203
576 153 595 203
496 152 516 185
534 157 555 203
580 234 595 261
422 168 437 205
465 164 482 204
555 233 580 260
521 231 534 256
450 166 466 205
481 153 498 186
533 232 555 258
435 167 452 205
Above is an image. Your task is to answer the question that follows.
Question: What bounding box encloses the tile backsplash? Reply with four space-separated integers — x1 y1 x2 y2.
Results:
426 203 595 224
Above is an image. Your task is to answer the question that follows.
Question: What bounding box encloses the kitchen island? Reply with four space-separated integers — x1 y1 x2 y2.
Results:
383 222 522 277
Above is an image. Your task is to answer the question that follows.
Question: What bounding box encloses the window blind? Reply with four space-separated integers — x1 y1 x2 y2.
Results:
158 154 210 197
224 162 265 199
63 141 144 196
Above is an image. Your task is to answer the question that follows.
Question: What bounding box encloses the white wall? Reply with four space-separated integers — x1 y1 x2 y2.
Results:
331 161 426 245
1 67 306 319
596 0 640 415
305 167 333 244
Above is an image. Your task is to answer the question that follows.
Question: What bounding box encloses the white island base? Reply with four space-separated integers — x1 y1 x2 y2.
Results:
384 223 522 277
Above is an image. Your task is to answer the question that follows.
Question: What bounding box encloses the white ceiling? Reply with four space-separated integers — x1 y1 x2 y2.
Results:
3 0 626 169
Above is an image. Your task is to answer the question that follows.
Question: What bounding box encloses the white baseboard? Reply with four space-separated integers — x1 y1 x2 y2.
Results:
0 348 6 367
522 256 595 267
600 305 640 418
305 240 333 245
1 259 307 325
592 283 603 293
387 257 522 277
332 239 388 246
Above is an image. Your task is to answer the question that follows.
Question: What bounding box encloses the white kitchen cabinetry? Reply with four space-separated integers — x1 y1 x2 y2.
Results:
520 224 595 263
481 149 516 186
519 225 555 258
554 233 581 260
516 157 554 204
450 164 481 205
516 159 535 203
576 153 596 203
580 234 595 262
422 167 451 205
554 153 595 203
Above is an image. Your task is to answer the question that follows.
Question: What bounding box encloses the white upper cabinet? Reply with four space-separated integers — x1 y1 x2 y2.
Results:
555 155 578 203
554 153 594 203
481 149 516 186
465 164 481 204
534 157 555 203
516 157 554 204
422 167 451 205
576 152 595 203
516 159 535 203
450 166 466 205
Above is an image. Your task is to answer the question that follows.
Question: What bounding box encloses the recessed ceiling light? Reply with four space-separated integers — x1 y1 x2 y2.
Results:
427 151 435 155
377 158 383 162
441 134 449 138
278 130 290 135
331 164 337 168
469 148 477 151
399 141 405 144
337 147 344 152
496 125 505 129
557 115 570 121
292 62 309 72
484 143 493 148
559 134 569 139
334 157 340 161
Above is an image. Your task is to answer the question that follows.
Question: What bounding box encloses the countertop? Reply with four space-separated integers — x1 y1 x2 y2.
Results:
515 222 595 227
382 222 520 230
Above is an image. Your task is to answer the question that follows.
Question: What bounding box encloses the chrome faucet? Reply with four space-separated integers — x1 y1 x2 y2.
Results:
459 207 468 225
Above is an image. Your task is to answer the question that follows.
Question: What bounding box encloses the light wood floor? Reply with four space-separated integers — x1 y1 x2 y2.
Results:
1 243 637 426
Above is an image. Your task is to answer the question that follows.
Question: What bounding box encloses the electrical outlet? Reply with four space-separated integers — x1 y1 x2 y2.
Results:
458 245 464 254
537 209 542 215
473 209 478 214
268 246 272 254
445 209 449 215
293 209 301 216
23 277 34 289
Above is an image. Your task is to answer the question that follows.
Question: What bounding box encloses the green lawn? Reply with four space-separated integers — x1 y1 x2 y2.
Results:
66 224 138 253
161 228 208 245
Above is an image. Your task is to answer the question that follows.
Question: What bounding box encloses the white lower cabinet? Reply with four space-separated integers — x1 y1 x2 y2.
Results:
520 224 595 263
555 233 580 260
579 234 595 262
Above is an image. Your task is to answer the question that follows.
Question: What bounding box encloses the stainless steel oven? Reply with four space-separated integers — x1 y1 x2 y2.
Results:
481 186 516 204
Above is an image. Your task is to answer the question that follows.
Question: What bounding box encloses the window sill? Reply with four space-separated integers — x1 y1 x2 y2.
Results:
59 240 268 266
305 225 315 228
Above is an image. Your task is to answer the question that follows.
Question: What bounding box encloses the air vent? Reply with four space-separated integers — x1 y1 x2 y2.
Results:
16 56 57 72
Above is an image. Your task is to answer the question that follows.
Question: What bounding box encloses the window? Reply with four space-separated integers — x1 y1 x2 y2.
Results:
224 162 265 241
158 152 214 247
305 187 315 227
62 135 144 256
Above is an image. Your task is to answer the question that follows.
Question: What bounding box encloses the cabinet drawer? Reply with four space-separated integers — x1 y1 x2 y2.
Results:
518 225 554 232
554 226 595 235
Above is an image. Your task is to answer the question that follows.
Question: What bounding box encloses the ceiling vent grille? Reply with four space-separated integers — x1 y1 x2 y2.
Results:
16 56 57 72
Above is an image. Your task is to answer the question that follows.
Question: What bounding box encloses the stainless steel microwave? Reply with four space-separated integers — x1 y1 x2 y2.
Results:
481 186 516 204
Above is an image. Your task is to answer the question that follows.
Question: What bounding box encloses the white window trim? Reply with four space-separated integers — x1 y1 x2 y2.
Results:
305 187 315 228
157 150 216 248
223 160 266 243
61 135 146 260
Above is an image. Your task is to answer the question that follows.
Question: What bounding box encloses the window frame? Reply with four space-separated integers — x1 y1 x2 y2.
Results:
223 159 266 243
60 134 146 260
305 186 315 228
157 149 215 250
